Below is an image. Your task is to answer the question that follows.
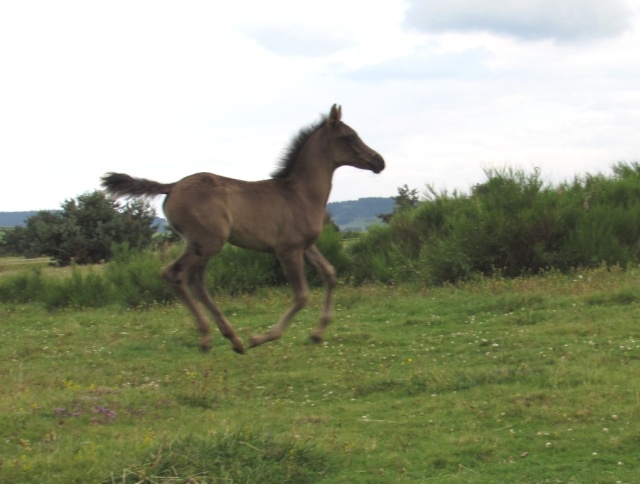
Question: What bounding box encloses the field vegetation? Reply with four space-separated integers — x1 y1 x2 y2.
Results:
349 163 640 285
1 163 640 481
1 265 639 482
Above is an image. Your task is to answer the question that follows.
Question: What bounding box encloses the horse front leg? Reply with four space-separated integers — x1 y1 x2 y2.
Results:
304 244 337 343
249 250 308 348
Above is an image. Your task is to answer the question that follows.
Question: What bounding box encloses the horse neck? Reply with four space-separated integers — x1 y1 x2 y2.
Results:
290 135 335 206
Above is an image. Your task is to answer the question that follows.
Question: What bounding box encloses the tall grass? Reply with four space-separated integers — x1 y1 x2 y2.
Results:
0 224 350 309
115 430 334 483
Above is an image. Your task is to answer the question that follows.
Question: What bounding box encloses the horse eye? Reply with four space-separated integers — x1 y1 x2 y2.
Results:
345 135 357 143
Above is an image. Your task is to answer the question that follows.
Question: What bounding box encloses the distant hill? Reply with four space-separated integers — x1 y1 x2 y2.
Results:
0 211 41 227
1 198 391 233
0 211 169 231
327 197 393 231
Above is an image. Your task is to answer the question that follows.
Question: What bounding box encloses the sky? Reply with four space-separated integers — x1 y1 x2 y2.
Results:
1 0 640 212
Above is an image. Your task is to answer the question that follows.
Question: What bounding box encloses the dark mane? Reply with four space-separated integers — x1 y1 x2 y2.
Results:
271 116 327 179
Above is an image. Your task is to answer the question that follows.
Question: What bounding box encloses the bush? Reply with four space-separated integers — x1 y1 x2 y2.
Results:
348 223 418 284
42 267 116 310
104 244 175 308
310 223 351 284
208 246 285 295
349 163 640 286
0 192 157 266
0 268 47 304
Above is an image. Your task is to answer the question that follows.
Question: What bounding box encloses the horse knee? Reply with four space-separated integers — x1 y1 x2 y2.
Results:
295 291 308 310
162 263 183 288
326 266 337 288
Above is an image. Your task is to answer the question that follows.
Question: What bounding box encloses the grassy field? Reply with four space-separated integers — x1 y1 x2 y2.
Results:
0 257 51 275
0 257 104 280
1 265 639 482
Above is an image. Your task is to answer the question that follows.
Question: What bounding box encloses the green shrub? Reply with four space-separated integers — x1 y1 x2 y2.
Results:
42 267 116 310
208 245 285 295
348 224 398 284
0 268 47 304
350 162 640 286
310 222 351 284
104 244 175 308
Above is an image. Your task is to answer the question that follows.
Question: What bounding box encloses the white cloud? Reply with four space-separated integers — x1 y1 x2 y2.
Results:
0 0 639 213
247 25 351 58
405 0 636 42
348 48 491 81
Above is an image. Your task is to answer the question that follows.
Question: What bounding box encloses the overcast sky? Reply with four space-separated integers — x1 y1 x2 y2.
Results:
1 0 639 212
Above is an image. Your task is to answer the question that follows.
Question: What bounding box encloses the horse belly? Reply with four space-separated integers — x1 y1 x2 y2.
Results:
227 218 279 253
227 233 273 252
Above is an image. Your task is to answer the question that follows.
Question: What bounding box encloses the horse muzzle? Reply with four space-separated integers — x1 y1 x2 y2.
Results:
370 155 385 174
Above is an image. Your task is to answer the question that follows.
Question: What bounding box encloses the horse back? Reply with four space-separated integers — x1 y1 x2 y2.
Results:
164 173 324 253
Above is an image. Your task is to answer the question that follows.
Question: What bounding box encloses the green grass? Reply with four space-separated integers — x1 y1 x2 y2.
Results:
1 266 640 482
0 257 51 276
0 257 103 280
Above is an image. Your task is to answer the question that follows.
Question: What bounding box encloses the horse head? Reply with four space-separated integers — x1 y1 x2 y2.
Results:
326 104 385 174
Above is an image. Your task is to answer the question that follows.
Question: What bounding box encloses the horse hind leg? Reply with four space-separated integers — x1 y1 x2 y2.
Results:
162 246 244 354
162 252 213 351
190 261 245 354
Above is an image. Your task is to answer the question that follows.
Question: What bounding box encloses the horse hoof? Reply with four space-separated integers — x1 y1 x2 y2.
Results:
233 345 245 355
309 334 322 344
230 337 245 354
199 344 212 352
249 336 263 348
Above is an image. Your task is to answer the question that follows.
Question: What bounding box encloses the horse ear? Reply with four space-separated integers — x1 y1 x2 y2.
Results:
328 104 342 125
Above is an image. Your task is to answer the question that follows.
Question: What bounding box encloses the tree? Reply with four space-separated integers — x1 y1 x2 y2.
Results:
0 226 31 256
2 191 157 265
377 184 421 223
323 210 340 233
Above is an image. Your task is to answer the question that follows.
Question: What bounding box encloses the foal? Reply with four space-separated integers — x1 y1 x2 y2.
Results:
101 105 384 354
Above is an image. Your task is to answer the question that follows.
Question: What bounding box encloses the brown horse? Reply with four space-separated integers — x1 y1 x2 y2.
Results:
101 105 384 354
